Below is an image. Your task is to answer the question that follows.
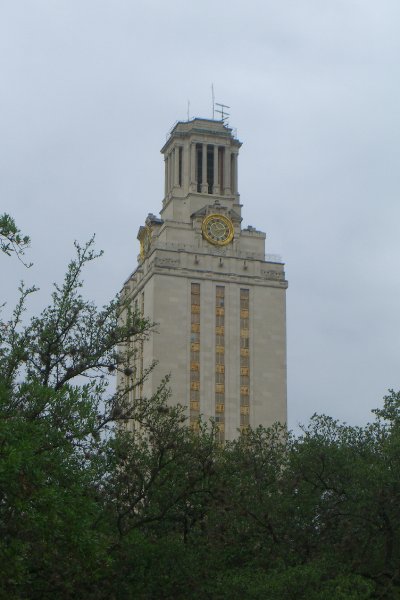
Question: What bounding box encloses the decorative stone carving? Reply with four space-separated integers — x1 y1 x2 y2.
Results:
261 269 285 281
154 257 180 267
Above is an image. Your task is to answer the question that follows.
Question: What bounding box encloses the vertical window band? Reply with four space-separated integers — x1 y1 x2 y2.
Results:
139 292 144 398
215 286 225 442
190 283 201 429
240 289 250 432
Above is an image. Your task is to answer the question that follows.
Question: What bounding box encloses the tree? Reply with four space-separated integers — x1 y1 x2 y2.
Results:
0 213 31 265
0 237 158 598
2 226 400 599
0 236 221 599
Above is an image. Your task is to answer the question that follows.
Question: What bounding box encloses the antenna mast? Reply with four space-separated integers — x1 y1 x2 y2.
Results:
215 102 230 124
211 84 215 119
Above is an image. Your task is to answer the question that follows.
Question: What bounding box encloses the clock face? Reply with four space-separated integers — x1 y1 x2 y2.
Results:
202 214 234 246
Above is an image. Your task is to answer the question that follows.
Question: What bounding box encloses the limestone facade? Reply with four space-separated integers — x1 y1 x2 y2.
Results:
121 118 288 440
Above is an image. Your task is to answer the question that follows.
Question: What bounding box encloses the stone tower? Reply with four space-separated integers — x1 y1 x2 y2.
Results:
121 117 288 441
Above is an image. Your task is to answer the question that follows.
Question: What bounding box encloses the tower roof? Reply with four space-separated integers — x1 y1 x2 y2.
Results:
161 117 241 154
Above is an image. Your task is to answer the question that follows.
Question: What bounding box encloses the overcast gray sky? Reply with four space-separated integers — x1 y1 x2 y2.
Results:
2 0 400 430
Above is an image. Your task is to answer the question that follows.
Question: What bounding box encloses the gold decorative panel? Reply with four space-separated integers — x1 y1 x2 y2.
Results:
215 285 225 443
240 289 250 431
190 282 201 428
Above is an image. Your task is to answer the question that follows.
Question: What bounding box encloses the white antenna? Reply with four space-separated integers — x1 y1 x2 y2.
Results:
211 84 215 119
215 102 230 124
187 100 190 121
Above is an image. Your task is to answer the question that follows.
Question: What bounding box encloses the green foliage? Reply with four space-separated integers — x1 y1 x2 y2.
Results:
1 230 400 598
0 213 31 266
0 237 153 598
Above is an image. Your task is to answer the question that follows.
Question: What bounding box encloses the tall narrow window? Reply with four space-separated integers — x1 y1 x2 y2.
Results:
133 299 139 401
196 144 202 193
190 283 201 429
240 289 250 432
139 292 145 398
207 145 214 194
215 286 225 442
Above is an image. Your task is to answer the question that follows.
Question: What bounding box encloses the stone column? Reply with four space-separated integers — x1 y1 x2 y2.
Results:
223 146 231 195
174 146 180 188
232 152 238 195
164 157 168 197
166 154 171 194
201 143 208 193
213 145 219 195
170 150 174 190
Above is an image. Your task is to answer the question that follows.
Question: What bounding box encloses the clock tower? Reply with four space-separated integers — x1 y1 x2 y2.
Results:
121 117 288 441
